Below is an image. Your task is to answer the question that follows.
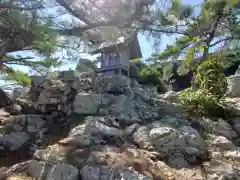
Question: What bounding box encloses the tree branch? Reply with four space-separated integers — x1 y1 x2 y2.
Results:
56 0 154 37
0 2 43 10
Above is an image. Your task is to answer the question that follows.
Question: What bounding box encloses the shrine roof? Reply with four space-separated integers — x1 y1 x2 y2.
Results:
91 35 142 59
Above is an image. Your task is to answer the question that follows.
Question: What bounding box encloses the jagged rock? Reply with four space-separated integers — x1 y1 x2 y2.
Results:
80 165 152 180
156 116 189 128
85 116 122 137
61 122 106 147
124 123 140 137
71 75 92 92
167 152 188 168
224 149 240 161
1 132 29 151
93 75 131 94
37 84 65 104
74 93 114 114
61 134 104 147
211 135 236 151
149 123 206 167
34 149 66 164
133 86 151 102
45 163 79 180
26 114 45 133
200 118 238 140
150 125 179 155
109 95 141 124
133 126 152 150
203 160 240 180
85 145 121 165
28 160 49 178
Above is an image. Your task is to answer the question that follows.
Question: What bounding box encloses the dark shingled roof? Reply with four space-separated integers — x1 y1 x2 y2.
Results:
91 34 142 60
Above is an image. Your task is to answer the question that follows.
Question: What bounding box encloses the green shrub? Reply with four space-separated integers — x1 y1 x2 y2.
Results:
194 56 227 97
178 88 224 118
178 55 228 119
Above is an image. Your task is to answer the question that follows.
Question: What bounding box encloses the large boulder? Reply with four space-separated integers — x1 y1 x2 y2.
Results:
61 116 122 147
84 116 122 138
74 93 114 115
133 119 206 168
150 124 206 167
199 118 238 140
93 75 131 94
1 132 29 151
108 95 141 124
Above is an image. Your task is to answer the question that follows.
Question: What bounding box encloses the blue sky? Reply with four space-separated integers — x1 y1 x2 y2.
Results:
58 0 203 70
0 0 203 86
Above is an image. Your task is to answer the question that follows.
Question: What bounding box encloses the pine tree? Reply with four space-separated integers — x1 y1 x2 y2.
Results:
0 1 63 106
154 0 240 63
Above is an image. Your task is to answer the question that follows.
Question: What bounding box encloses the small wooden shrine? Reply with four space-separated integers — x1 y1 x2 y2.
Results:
91 34 142 77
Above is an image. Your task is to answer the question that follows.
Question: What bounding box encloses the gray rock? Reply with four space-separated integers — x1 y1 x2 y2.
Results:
13 123 24 131
149 124 206 167
150 125 179 156
133 86 151 102
2 132 29 151
224 149 240 161
12 87 29 100
168 153 188 168
28 160 49 178
85 116 122 137
74 93 113 114
34 150 65 164
231 118 240 136
45 163 79 180
124 123 140 137
203 160 240 180
200 118 238 140
109 95 141 124
26 114 45 133
211 136 236 151
227 75 240 97
80 165 151 180
67 123 103 145
133 126 152 150
93 75 131 94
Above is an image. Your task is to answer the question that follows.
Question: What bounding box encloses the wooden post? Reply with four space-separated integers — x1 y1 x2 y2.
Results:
119 68 121 75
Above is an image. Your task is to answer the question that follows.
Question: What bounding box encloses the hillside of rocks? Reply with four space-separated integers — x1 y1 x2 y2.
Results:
0 70 240 180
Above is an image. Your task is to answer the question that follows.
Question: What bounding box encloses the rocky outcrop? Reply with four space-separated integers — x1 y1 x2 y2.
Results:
1 72 240 180
0 113 46 151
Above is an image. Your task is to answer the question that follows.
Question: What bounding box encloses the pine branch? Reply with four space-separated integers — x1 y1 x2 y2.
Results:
0 2 43 10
